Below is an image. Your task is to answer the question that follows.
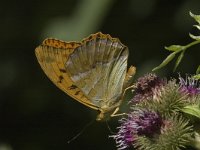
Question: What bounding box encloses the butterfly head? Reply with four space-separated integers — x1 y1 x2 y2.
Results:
96 111 112 121
96 102 121 121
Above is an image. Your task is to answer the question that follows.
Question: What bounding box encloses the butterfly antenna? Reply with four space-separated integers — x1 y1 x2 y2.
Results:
106 121 116 134
67 119 95 144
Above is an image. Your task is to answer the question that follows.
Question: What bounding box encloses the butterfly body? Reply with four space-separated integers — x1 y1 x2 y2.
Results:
35 32 135 121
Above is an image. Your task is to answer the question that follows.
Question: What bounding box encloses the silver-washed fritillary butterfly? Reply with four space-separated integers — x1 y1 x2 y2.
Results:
35 32 136 121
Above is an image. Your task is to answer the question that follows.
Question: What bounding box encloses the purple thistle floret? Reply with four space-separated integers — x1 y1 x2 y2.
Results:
179 75 200 96
134 110 162 135
111 110 162 150
111 118 136 150
132 73 165 103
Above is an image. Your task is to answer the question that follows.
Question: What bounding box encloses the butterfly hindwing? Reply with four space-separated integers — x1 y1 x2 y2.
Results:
65 33 129 108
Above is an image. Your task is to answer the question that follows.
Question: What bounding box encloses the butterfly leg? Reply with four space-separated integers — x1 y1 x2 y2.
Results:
122 84 136 100
110 107 127 117
121 65 136 100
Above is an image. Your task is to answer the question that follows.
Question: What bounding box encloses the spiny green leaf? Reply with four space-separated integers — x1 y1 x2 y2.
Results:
189 33 200 40
182 105 200 119
152 52 176 71
196 65 200 74
165 45 185 51
173 51 185 72
193 74 200 80
190 11 200 24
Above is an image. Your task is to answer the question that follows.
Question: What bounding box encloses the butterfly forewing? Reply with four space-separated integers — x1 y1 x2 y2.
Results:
35 39 99 110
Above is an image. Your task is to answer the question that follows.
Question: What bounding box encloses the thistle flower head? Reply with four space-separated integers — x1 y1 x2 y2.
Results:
110 109 162 150
179 75 200 97
132 73 166 103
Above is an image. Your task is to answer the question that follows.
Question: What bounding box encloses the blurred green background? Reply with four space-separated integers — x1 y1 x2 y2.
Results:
0 0 200 149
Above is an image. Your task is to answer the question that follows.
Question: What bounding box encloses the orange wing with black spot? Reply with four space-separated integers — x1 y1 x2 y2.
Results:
35 38 100 110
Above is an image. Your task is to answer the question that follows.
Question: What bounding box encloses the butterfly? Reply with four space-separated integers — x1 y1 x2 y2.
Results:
35 32 136 121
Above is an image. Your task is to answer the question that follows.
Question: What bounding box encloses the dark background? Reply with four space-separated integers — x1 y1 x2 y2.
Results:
0 0 200 149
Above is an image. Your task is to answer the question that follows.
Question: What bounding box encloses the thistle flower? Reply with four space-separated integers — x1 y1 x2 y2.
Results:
179 75 200 97
110 109 162 150
111 73 195 150
132 73 166 103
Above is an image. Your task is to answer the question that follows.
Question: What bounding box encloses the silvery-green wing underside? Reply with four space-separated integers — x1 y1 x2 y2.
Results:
65 32 129 108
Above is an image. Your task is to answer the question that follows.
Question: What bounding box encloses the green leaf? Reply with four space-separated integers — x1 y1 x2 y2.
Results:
192 65 200 79
173 51 185 72
152 52 176 71
196 65 200 74
165 45 185 51
190 11 200 24
189 33 200 40
194 25 200 30
193 74 200 80
182 105 200 119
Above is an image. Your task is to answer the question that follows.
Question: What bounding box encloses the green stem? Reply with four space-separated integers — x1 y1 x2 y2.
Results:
175 40 200 56
184 40 200 49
